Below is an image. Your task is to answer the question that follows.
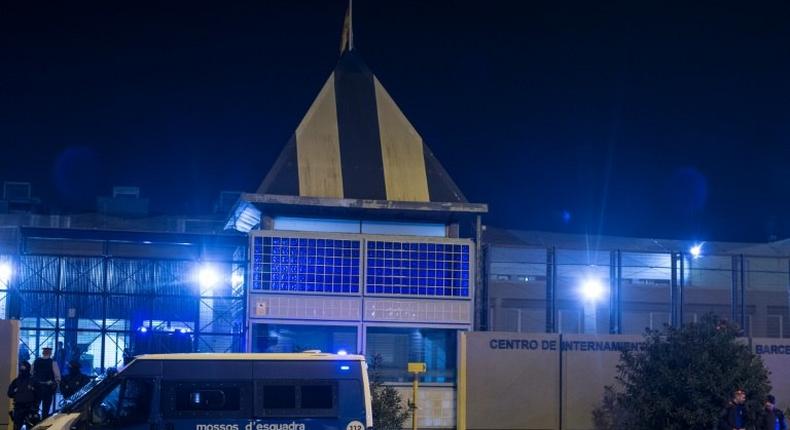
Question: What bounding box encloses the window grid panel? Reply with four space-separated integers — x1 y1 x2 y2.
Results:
366 240 471 298
252 236 361 294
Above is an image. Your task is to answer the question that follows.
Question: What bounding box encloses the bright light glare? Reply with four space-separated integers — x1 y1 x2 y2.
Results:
138 326 148 333
198 265 220 289
581 278 604 301
340 365 350 371
0 263 12 284
337 349 348 356
690 243 703 259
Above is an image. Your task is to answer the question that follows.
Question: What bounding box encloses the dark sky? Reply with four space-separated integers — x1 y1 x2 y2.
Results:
2 1 790 242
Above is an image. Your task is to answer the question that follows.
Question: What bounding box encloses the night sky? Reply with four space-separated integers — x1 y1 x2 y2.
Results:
3 1 790 242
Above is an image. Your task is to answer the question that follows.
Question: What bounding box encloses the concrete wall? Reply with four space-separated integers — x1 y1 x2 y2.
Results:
462 331 644 430
465 332 560 430
752 338 790 412
0 320 19 430
463 332 790 430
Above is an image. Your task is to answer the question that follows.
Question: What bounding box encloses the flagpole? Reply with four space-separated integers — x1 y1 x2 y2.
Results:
349 0 354 51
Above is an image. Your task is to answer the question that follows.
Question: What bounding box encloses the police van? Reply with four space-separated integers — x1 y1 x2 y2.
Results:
34 352 372 430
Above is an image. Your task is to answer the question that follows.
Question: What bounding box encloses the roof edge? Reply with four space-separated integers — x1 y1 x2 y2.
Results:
243 193 487 214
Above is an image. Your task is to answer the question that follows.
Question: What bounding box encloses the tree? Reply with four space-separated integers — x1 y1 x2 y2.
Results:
593 314 771 430
369 354 411 430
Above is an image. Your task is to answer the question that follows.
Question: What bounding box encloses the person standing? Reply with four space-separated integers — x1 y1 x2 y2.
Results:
54 341 66 373
719 388 749 430
7 361 37 430
760 395 787 430
32 346 61 419
60 360 90 398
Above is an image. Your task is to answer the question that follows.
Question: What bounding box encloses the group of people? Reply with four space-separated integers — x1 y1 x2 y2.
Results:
7 346 91 430
720 388 787 430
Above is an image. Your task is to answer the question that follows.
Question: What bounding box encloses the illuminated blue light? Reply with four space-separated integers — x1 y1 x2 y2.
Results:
340 365 350 371
337 349 348 356
198 265 220 289
138 326 148 333
0 262 11 284
366 241 471 297
690 243 703 259
580 278 605 302
252 236 361 293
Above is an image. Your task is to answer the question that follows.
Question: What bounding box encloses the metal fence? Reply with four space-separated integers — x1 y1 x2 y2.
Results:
0 252 246 374
486 246 790 338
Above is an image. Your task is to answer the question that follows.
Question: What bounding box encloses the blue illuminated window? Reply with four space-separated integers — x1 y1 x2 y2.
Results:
251 236 361 293
365 241 471 297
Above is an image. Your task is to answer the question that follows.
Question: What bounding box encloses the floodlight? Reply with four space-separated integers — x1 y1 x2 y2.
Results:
690 243 703 259
581 278 604 302
198 265 220 289
0 262 12 284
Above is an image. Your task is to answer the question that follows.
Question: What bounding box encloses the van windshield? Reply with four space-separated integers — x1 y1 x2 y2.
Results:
59 374 110 412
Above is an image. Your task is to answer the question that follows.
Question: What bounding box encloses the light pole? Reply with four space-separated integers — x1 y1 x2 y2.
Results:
408 362 426 430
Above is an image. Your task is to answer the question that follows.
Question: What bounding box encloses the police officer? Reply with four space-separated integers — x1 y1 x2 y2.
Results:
60 360 90 398
7 361 36 430
32 346 61 419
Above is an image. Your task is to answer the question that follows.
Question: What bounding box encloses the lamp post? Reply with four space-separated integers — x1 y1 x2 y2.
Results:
408 362 426 430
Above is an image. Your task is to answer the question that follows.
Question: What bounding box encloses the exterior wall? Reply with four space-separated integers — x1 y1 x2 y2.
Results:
752 338 790 413
487 246 790 337
248 229 475 428
459 332 790 430
463 331 641 430
0 231 246 374
463 332 790 430
465 332 560 430
0 319 19 430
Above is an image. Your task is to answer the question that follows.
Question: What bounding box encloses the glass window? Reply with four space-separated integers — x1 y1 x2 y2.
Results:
272 217 360 234
620 252 672 335
252 324 357 354
365 241 471 297
555 249 611 334
301 384 333 409
257 381 336 417
746 257 789 338
91 378 153 427
178 388 239 411
685 254 734 329
360 221 446 237
261 385 295 409
251 235 361 293
163 381 251 418
366 327 457 383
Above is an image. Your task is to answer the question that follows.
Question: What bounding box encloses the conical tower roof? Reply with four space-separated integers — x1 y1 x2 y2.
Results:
258 51 467 204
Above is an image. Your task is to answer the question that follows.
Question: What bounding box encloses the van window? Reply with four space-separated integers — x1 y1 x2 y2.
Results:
256 380 337 417
261 385 296 409
178 387 240 411
301 385 333 409
162 381 252 419
91 378 153 428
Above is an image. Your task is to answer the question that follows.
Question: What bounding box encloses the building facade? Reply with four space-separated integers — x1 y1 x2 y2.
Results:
225 50 487 428
485 228 790 339
0 189 247 375
2 38 790 430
